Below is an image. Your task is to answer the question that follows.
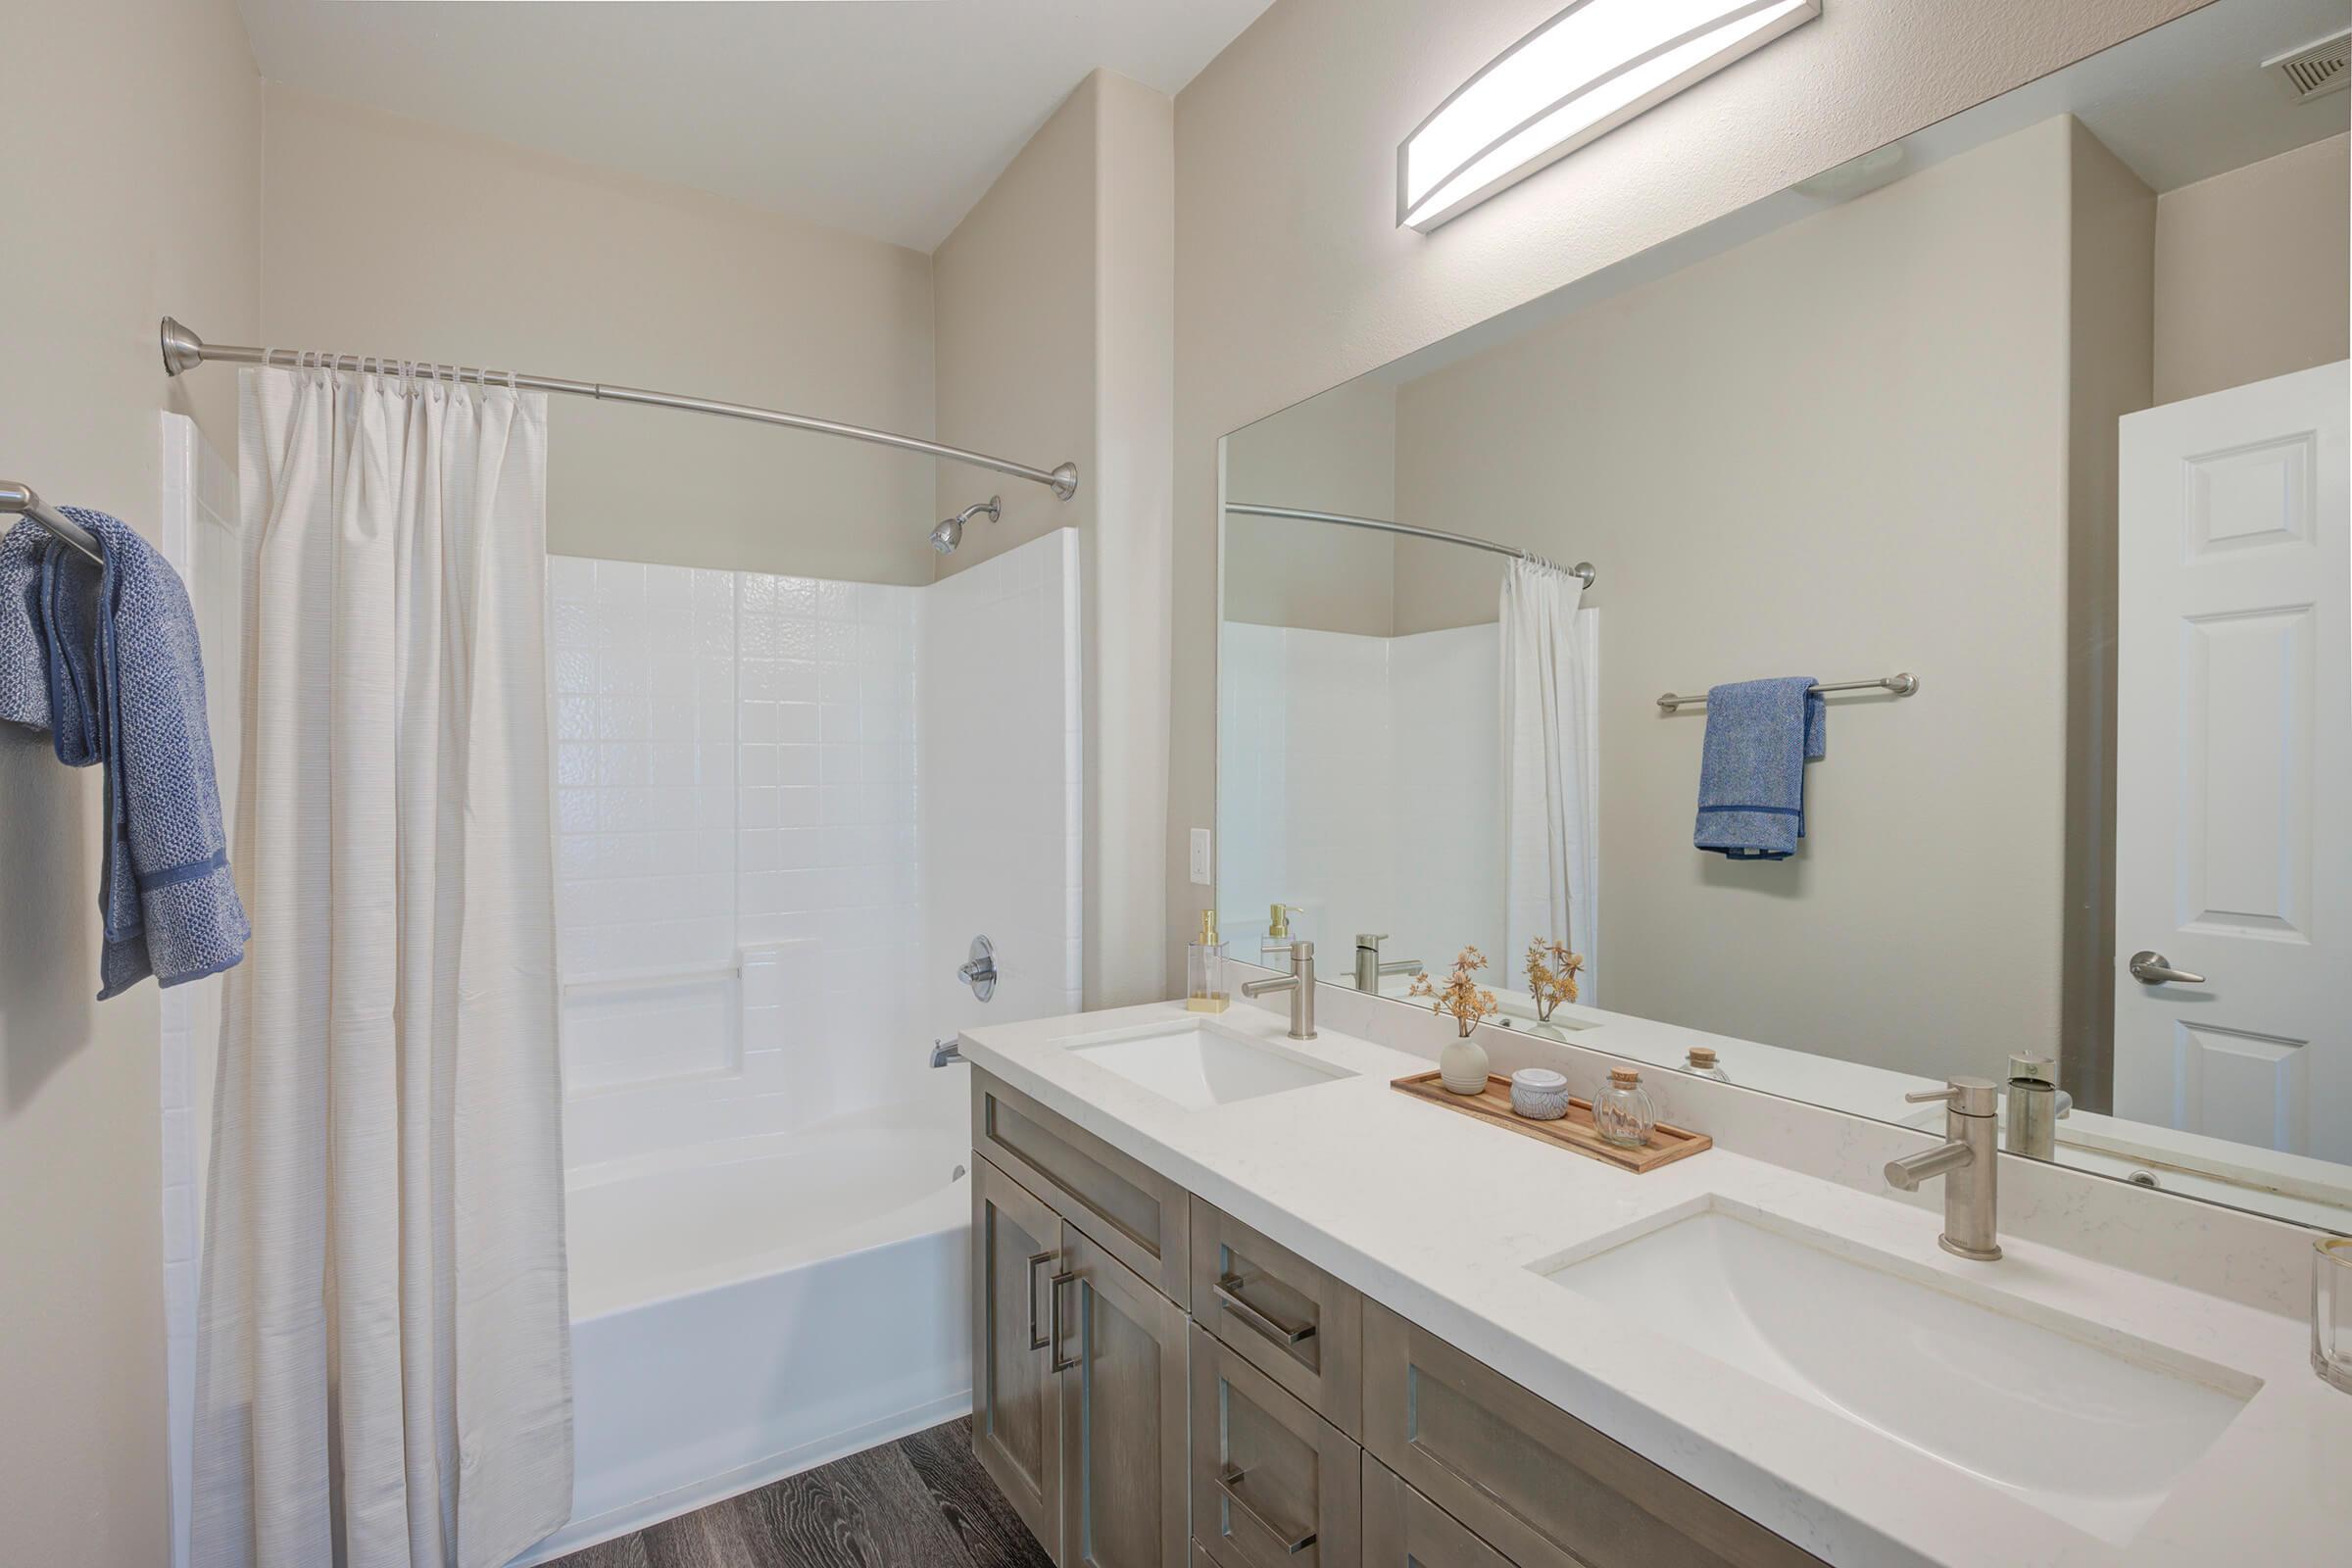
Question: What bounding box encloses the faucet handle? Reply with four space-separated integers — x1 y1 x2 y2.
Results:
1354 932 1388 947
1906 1076 1998 1115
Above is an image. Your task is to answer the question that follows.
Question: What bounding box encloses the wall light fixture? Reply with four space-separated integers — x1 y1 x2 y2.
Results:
1399 0 1822 231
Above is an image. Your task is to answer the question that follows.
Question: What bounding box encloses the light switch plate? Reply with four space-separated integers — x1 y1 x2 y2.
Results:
1189 828 1212 886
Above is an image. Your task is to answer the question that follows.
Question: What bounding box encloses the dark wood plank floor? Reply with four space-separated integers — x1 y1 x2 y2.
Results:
552 1418 1055 1568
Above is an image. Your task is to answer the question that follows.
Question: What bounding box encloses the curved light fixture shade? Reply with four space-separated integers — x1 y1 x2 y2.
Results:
1398 0 1821 232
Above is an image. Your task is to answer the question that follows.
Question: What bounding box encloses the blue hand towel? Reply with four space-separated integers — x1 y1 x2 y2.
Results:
1693 676 1825 860
0 512 249 997
0 522 64 736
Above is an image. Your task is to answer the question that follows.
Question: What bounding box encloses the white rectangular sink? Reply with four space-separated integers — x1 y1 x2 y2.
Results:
1537 1200 2256 1545
1059 1018 1353 1111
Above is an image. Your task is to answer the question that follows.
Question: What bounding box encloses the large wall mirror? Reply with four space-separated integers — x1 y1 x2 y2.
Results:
1215 0 2349 1233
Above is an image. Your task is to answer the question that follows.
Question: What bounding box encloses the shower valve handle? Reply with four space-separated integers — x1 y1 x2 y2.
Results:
957 935 998 1002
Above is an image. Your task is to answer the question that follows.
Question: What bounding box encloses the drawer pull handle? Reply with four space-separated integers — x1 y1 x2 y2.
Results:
1025 1250 1055 1351
1215 1274 1316 1347
1215 1464 1316 1554
1049 1270 1079 1373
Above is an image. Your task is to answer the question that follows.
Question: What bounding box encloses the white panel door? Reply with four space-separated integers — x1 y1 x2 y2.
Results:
2114 362 2348 1159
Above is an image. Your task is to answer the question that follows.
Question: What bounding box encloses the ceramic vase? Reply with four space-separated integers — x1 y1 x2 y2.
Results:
1440 1033 1490 1095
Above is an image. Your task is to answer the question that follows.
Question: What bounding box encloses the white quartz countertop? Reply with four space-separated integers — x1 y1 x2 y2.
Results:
959 1001 2346 1568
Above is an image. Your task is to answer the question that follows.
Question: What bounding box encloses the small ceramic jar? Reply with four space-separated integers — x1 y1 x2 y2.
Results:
1509 1067 1571 1120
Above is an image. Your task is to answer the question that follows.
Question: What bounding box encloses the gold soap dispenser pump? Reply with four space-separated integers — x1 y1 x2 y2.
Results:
1187 908 1231 1013
1262 903 1302 968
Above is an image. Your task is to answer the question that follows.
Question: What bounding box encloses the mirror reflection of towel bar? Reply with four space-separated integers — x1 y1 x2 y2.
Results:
1656 672 1918 711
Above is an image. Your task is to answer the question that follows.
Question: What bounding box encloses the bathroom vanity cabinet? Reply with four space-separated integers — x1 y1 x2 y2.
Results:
971 1069 1827 1568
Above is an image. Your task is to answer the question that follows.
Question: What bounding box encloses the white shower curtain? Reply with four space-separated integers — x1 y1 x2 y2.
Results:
193 362 571 1568
1500 558 1598 1004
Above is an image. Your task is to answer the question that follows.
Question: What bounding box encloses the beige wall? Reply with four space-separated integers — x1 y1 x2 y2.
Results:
1384 119 2092 1077
933 78 1100 569
2062 122 2159 1107
1169 0 2213 993
1221 376 1397 634
263 86 938 584
0 1 262 1561
934 71 1176 1006
2154 131 2350 405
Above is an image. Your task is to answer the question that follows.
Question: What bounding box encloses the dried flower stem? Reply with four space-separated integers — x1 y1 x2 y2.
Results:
1409 947 1499 1039
1524 938 1585 1023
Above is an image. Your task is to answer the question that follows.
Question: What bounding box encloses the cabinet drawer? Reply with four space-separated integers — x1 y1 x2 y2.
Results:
1190 1197 1362 1437
974 1068 1191 1305
1190 1323 1361 1568
1361 1301 1824 1568
1362 1458 1516 1568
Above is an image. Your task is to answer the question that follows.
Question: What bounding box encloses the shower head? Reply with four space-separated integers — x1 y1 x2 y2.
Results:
930 495 1002 555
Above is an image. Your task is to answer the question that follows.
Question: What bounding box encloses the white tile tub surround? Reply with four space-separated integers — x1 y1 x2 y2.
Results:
920 529 1085 1040
157 413 239 1568
1217 619 1507 970
549 529 1082 1169
550 557 740 986
738 568 923 1119
532 531 1077 1556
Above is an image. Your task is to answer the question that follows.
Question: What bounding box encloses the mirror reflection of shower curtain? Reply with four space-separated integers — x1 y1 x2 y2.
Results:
1500 559 1597 1005
192 363 571 1568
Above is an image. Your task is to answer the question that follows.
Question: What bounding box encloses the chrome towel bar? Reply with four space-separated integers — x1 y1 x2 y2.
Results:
1657 672 1917 711
0 480 103 564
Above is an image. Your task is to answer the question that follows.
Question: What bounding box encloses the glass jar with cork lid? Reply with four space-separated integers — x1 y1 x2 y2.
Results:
1593 1066 1657 1149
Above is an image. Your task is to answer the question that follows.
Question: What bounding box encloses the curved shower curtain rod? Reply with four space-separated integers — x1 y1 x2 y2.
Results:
1223 500 1594 588
158 318 1080 501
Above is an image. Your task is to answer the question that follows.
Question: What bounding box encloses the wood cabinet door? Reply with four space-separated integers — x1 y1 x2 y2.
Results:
973 1155 1064 1561
1362 1457 1518 1568
1190 1324 1362 1568
1055 1222 1191 1568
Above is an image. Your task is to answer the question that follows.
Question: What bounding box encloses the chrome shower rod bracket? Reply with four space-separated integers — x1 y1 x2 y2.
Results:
159 318 1080 501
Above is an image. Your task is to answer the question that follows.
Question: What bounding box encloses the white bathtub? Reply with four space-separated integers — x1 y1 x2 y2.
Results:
517 1093 973 1562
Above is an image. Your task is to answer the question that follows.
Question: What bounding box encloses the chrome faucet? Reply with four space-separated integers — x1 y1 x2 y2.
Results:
1241 941 1316 1039
929 1038 964 1068
1885 1075 2001 1260
1352 933 1424 994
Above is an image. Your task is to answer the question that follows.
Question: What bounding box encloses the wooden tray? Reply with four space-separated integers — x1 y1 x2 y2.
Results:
1392 1071 1712 1174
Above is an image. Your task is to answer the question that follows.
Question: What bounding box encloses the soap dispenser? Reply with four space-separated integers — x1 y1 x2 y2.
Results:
1187 909 1231 1013
1262 903 1301 969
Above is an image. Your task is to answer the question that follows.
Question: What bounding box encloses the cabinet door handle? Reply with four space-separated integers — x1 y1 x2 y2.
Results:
1025 1250 1055 1351
1214 1274 1316 1347
1048 1269 1079 1373
1215 1464 1316 1554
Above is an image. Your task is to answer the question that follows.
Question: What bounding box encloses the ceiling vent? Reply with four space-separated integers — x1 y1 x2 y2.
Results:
2264 28 2349 103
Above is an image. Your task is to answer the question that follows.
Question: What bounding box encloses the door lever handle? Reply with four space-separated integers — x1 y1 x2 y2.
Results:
2129 950 2204 986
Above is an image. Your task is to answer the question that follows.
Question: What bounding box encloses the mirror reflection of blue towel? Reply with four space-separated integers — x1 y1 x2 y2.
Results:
1693 676 1824 860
